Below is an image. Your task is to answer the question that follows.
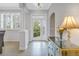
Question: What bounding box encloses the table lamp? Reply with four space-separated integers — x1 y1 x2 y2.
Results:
59 16 79 48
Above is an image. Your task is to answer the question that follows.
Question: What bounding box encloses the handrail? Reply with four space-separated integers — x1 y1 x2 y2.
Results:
48 38 61 56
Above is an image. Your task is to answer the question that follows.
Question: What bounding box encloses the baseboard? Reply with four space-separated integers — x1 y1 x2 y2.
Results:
29 40 48 42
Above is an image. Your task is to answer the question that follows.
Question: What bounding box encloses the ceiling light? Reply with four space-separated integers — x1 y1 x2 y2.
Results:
33 3 41 8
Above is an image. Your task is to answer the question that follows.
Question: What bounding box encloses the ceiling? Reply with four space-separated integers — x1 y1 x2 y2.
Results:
0 3 52 10
0 3 19 10
26 3 52 10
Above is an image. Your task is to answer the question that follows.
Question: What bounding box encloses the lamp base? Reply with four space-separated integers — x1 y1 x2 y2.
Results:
67 29 71 48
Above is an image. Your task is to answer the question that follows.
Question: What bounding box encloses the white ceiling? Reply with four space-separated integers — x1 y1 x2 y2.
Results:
0 3 19 10
0 3 52 10
26 3 52 10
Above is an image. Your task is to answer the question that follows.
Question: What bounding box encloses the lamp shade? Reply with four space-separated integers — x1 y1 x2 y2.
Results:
60 16 79 29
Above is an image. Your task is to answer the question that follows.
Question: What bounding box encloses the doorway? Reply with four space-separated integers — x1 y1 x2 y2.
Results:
31 15 47 41
50 13 55 37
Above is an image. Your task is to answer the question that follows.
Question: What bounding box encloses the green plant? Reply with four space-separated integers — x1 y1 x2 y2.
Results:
33 20 40 37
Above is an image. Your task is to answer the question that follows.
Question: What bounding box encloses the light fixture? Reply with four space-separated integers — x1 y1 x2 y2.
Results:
38 3 40 7
33 3 41 8
59 16 79 48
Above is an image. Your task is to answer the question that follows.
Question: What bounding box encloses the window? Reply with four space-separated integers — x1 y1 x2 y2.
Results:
0 13 20 30
4 15 12 29
13 15 20 29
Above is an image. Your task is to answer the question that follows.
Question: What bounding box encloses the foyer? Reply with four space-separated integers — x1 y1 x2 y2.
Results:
0 3 79 56
0 3 52 56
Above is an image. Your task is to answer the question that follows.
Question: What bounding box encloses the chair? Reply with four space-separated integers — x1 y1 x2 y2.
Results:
0 31 5 54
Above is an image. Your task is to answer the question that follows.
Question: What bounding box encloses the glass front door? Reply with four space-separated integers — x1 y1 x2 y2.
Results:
33 19 41 40
32 16 47 41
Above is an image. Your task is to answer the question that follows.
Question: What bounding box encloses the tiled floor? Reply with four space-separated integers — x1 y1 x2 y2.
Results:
0 41 48 56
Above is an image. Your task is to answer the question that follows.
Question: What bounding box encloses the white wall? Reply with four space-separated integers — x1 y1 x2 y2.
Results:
4 30 20 41
48 3 79 47
47 4 55 36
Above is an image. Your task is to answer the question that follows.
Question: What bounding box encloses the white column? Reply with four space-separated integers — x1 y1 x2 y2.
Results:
19 3 26 29
19 3 30 50
11 14 13 29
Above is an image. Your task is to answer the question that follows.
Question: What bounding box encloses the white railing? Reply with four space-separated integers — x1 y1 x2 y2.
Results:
48 37 61 56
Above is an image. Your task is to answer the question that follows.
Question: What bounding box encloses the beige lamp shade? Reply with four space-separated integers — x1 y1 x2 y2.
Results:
60 16 79 29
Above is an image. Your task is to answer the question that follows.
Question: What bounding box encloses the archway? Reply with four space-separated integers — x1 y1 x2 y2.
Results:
50 13 55 37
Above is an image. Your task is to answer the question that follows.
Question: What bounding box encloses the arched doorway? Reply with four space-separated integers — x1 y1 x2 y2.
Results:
50 13 55 37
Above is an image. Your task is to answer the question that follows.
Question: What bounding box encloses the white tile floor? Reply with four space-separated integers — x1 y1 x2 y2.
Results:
0 41 48 56
27 41 48 56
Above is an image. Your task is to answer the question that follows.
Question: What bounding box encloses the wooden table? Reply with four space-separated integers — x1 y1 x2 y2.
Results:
61 48 79 56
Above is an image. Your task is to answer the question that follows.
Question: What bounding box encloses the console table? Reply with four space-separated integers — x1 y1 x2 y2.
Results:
60 48 79 56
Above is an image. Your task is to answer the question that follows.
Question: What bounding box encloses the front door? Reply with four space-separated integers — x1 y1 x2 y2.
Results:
32 16 47 41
